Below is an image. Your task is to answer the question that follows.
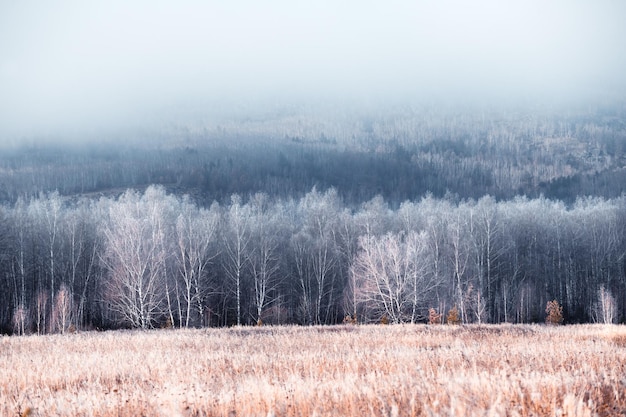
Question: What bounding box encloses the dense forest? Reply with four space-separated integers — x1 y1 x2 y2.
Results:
1 102 626 333
2 102 625 205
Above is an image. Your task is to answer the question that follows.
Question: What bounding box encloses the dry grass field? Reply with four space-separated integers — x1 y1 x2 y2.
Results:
2 324 626 416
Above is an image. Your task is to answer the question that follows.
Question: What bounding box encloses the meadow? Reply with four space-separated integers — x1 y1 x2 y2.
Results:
2 324 626 416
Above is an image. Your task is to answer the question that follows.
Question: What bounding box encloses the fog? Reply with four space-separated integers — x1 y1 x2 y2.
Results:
1 0 626 139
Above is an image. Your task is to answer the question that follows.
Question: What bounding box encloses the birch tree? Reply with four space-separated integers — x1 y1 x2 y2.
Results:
100 188 168 328
299 188 341 324
247 193 284 324
592 285 618 324
352 231 438 323
175 198 219 327
222 195 251 326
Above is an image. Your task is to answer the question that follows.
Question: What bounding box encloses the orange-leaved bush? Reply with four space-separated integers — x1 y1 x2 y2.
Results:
545 300 563 325
428 307 442 325
447 306 461 325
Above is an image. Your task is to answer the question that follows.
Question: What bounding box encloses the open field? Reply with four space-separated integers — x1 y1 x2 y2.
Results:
2 325 626 416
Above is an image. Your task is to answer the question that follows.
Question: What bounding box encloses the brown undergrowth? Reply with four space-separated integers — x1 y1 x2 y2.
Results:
2 324 626 416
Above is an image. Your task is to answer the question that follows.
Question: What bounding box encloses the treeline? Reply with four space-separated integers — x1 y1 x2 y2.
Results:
1 102 625 205
1 186 625 334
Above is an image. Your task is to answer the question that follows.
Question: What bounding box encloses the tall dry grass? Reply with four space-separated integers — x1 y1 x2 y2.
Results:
1 324 626 416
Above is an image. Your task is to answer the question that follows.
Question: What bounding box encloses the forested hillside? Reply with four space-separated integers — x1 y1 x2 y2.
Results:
1 103 625 205
1 103 626 333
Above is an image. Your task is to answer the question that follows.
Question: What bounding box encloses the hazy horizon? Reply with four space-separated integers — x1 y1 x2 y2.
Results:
2 1 626 140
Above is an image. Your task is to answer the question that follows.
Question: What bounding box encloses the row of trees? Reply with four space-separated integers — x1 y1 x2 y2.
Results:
1 186 625 334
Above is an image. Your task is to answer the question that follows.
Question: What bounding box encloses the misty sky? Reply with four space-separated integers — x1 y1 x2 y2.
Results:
1 1 626 138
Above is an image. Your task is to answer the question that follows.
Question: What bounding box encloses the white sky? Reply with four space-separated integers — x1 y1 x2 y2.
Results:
1 0 625 137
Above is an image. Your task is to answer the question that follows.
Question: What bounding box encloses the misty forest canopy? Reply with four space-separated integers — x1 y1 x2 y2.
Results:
0 101 626 333
1 101 626 205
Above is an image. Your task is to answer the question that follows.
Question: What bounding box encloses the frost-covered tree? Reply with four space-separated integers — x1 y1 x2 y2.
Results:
175 198 220 327
100 187 170 328
222 195 252 326
352 231 438 323
592 285 618 324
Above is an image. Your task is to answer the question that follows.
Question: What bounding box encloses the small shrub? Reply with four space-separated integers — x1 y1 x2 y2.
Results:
446 306 461 325
428 308 442 325
545 300 563 325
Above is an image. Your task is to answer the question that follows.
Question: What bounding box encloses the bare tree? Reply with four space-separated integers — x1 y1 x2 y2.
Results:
291 231 313 324
248 193 283 324
175 199 219 327
464 284 488 324
299 188 341 324
75 204 100 330
35 192 63 310
100 188 168 329
12 304 29 336
592 285 618 324
60 198 101 330
421 196 452 320
52 283 72 334
468 196 504 322
337 209 359 321
352 231 438 323
447 213 473 323
222 195 251 326
35 290 48 335
9 198 31 318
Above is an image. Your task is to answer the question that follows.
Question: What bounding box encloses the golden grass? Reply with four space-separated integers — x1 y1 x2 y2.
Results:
2 324 626 416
